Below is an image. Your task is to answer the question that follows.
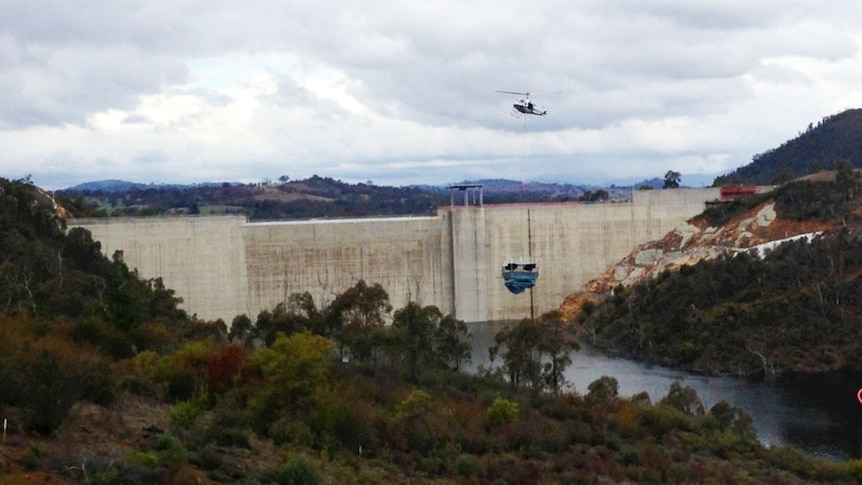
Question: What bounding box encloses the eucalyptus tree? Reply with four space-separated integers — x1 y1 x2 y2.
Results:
537 310 579 394
324 280 392 362
663 170 681 189
391 302 472 382
490 311 578 393
435 314 472 371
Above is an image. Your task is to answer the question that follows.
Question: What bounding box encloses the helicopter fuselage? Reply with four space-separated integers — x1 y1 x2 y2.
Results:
513 100 547 116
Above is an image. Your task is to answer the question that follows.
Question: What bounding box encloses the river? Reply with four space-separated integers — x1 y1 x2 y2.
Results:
467 322 862 460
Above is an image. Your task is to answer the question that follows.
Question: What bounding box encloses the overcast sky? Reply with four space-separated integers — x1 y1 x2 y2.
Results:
3 1 862 190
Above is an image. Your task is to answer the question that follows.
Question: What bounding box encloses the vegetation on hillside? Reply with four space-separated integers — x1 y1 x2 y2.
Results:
716 108 862 185
57 176 630 221
6 175 862 482
58 175 443 220
578 178 862 377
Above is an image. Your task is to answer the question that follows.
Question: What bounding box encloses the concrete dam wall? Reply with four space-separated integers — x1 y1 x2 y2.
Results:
71 188 720 323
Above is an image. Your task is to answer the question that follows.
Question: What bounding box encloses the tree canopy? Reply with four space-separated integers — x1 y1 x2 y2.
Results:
580 180 862 376
719 108 862 184
3 175 861 483
663 170 681 189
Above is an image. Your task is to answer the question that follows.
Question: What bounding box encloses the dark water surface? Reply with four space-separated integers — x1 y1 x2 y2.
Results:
467 322 862 460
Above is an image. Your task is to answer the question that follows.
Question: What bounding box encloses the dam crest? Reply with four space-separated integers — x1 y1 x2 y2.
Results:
72 188 721 323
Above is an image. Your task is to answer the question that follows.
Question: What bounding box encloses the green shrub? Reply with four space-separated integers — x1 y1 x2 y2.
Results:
640 405 694 436
169 387 208 429
132 451 159 468
20 444 42 470
17 335 115 434
659 381 704 417
193 444 225 473
586 375 619 406
269 416 314 447
487 397 519 426
156 433 188 472
199 398 252 447
159 341 215 402
330 405 372 451
701 197 758 227
116 350 162 396
671 341 701 364
455 453 478 476
273 458 323 485
87 465 121 485
70 317 135 359
418 454 447 476
619 445 640 466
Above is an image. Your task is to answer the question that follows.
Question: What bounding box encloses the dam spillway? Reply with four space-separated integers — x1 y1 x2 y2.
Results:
71 188 721 323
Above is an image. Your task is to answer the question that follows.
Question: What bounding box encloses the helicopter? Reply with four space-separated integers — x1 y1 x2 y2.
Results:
495 90 550 116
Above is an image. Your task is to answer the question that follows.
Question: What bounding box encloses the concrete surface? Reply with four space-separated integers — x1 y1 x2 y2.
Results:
71 188 720 323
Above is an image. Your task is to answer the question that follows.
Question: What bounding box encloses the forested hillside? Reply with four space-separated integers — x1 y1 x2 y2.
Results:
577 172 862 378
57 175 444 220
717 108 862 185
56 176 602 220
5 175 862 483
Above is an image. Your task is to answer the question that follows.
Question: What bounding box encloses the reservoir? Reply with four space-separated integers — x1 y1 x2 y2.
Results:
468 322 862 460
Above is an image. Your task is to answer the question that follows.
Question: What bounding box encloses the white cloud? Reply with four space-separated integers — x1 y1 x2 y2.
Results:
2 0 862 189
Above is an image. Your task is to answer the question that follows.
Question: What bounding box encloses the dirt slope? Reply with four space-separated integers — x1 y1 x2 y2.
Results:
559 199 838 320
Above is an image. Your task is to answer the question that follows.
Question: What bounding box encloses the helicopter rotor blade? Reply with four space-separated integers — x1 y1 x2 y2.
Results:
496 90 561 97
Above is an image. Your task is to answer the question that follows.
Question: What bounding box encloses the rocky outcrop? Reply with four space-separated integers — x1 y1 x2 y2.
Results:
560 201 834 320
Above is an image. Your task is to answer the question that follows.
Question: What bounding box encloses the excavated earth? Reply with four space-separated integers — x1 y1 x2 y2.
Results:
559 198 844 321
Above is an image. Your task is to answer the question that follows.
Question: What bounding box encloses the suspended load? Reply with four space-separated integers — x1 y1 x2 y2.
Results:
501 257 538 294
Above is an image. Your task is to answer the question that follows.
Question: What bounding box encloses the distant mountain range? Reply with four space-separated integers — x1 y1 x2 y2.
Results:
64 175 702 194
62 107 862 197
64 179 238 192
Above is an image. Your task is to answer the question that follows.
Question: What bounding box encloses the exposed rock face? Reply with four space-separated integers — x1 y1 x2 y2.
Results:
559 202 834 320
